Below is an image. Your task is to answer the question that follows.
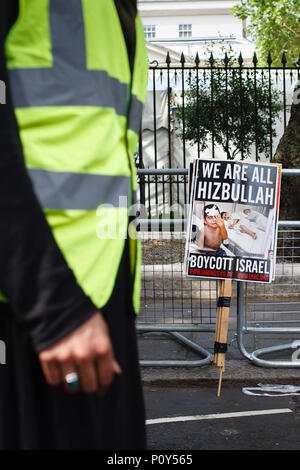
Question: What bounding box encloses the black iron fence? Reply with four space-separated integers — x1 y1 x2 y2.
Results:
137 51 299 172
137 168 188 218
136 168 300 222
136 52 299 216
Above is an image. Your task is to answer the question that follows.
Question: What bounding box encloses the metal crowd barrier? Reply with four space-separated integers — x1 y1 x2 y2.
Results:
136 169 300 368
137 230 217 367
136 168 217 367
237 222 300 367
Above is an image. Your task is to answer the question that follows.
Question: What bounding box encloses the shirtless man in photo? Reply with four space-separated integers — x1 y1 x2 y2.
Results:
197 204 228 255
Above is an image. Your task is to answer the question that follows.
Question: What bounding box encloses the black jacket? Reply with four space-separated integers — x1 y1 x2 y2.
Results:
0 0 138 353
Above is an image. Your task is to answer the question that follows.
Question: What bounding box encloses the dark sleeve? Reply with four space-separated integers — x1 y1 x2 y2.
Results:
0 1 98 353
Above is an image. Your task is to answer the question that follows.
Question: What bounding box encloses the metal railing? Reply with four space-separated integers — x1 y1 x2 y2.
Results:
138 231 217 367
137 167 300 219
137 168 300 368
137 52 299 172
237 223 300 367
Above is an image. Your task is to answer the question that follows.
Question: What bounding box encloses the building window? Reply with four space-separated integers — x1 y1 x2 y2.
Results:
144 25 156 39
179 24 192 38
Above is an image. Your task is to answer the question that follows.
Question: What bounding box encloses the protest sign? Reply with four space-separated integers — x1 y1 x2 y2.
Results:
185 159 281 283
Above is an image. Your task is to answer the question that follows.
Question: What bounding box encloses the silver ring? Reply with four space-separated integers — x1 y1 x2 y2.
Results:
64 372 79 390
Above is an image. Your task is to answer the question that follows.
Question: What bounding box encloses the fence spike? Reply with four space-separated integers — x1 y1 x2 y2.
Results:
253 52 258 66
166 51 171 66
209 52 214 66
224 52 229 67
195 52 200 66
281 51 287 66
180 52 186 65
238 52 243 67
267 51 273 67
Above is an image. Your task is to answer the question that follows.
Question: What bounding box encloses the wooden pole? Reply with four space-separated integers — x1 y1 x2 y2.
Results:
217 367 223 397
213 280 224 365
214 279 232 397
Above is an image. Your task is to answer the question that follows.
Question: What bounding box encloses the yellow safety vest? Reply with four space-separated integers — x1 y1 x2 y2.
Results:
3 0 148 313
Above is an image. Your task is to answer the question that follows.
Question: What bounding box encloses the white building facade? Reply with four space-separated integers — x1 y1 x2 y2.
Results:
137 0 256 64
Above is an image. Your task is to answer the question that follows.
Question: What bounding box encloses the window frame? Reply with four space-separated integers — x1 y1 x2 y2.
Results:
178 23 192 38
144 24 156 39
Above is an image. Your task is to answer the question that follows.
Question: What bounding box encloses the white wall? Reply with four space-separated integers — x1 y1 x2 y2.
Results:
138 1 240 14
141 14 243 40
138 0 255 63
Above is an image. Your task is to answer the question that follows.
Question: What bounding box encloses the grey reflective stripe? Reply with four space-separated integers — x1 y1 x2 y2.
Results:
8 0 143 134
28 169 130 210
50 0 86 69
9 68 128 113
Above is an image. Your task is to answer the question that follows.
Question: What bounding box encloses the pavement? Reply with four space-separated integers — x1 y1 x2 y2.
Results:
137 313 300 388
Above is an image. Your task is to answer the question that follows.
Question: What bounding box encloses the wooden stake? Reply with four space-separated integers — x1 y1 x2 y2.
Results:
213 280 225 364
217 367 223 397
214 279 232 396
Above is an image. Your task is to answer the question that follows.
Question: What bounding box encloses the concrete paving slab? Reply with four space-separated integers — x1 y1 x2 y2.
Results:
140 359 300 388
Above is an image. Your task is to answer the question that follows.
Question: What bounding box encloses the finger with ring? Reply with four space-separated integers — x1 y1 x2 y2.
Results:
64 372 80 391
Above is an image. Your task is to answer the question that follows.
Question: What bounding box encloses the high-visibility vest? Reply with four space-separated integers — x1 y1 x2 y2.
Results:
2 0 148 313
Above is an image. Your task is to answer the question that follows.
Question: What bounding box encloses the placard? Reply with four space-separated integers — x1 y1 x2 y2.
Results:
185 159 281 283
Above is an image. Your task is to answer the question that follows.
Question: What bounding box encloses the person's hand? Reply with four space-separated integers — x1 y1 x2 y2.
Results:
216 216 225 228
38 312 121 395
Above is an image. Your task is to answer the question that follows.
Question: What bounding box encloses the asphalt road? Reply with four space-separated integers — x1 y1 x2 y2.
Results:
144 385 300 451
